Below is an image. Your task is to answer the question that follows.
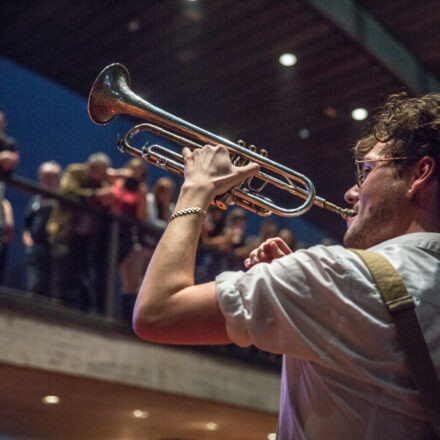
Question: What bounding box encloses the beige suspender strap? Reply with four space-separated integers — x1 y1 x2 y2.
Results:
351 249 440 437
352 249 415 313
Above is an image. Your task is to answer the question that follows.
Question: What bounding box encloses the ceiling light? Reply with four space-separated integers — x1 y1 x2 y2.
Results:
184 8 203 22
299 128 310 139
127 20 140 32
351 108 368 121
279 53 297 67
205 422 219 431
267 434 277 440
42 395 60 405
324 106 338 119
133 409 149 418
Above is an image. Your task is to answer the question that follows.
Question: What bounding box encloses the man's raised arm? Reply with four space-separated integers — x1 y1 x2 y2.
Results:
132 145 259 345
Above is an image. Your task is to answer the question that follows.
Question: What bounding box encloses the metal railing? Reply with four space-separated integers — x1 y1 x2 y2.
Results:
0 173 282 371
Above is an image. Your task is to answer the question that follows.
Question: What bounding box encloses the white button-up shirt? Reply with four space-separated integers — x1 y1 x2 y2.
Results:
216 232 440 439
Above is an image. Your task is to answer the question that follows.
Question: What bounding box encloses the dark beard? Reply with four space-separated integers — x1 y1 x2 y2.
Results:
343 216 379 249
343 197 401 249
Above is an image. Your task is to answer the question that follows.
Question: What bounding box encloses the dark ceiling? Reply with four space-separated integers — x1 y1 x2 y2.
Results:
1 0 440 239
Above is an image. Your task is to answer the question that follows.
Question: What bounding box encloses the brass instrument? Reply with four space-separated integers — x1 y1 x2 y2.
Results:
88 63 354 219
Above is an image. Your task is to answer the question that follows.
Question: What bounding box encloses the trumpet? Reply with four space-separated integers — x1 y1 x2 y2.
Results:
88 63 354 219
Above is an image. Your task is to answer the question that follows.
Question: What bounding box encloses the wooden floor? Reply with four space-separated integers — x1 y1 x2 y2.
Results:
0 363 278 440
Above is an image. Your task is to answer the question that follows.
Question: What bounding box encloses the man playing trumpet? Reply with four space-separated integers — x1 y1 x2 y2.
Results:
133 92 440 439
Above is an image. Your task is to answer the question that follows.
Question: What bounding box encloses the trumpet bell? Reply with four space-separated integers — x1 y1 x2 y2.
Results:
88 63 132 125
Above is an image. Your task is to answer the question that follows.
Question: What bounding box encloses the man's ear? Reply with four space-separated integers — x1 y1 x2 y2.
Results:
409 156 436 196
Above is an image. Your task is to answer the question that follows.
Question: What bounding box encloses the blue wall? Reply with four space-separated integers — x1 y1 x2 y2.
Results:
0 56 333 285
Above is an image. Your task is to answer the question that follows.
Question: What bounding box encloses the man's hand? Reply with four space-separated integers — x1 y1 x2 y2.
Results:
244 237 293 269
2 199 14 242
0 151 19 172
182 145 260 198
94 187 115 206
107 167 132 179
22 231 34 247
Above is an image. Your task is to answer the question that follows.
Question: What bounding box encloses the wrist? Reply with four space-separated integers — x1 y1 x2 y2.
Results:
179 181 215 209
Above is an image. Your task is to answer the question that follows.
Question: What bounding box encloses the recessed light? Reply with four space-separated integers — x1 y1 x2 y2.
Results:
351 108 368 121
133 409 149 419
279 53 297 67
324 106 338 119
205 422 219 431
299 128 310 139
127 20 140 32
42 395 60 405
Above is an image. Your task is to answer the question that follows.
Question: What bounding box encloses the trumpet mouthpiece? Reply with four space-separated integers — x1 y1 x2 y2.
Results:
341 208 355 220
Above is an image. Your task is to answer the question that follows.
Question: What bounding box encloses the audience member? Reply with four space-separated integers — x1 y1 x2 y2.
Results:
220 207 250 270
196 205 229 282
201 205 229 251
146 177 176 230
0 111 19 177
258 219 279 242
0 111 18 284
47 153 114 311
112 158 150 320
225 207 248 252
234 218 279 259
0 197 14 284
23 161 62 297
321 237 337 246
279 228 297 251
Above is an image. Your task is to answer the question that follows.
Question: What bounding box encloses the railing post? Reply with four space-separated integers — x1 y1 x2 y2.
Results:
105 216 120 320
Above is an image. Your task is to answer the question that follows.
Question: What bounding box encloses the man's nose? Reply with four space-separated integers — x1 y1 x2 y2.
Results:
344 184 359 205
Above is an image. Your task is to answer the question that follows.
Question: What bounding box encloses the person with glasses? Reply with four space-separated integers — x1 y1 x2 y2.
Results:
132 92 440 439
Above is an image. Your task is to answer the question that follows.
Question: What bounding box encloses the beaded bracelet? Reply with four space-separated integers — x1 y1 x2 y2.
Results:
169 207 207 222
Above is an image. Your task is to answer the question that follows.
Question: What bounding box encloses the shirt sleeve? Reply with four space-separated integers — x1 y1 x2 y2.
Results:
216 244 395 365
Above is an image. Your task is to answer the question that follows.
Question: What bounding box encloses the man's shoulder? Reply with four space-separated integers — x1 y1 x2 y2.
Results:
369 232 440 255
63 163 89 180
293 242 352 263
64 162 86 173
303 233 440 262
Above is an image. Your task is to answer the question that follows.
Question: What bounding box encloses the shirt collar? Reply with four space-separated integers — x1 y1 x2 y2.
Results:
369 232 440 255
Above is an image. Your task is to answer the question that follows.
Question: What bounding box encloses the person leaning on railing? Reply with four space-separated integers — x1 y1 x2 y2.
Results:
111 157 150 320
0 110 19 284
23 161 62 297
46 153 115 312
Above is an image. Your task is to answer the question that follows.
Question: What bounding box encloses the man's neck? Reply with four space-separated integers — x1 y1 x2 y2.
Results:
405 214 440 235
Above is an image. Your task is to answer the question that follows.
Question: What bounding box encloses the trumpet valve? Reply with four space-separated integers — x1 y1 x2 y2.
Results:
141 145 149 158
117 134 125 153
215 192 236 210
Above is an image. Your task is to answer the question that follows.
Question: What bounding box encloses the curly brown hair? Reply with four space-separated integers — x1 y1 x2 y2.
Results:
354 92 440 176
353 133 376 159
